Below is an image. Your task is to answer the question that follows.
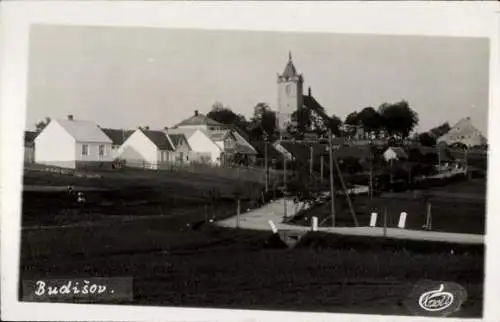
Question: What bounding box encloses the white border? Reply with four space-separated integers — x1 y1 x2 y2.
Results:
1 2 499 321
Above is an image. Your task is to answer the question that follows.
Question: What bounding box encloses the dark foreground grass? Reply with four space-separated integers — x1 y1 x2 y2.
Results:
19 171 484 317
20 225 484 317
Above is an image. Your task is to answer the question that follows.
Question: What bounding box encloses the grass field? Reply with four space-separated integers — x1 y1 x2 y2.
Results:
288 178 486 235
19 168 485 317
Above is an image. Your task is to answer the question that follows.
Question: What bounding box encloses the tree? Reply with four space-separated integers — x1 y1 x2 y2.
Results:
35 117 51 132
249 103 277 141
328 114 342 137
429 122 451 138
344 111 359 125
207 101 250 131
357 107 382 137
418 132 437 147
378 100 418 139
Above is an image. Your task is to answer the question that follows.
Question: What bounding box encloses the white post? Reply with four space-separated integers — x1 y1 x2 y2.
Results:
398 212 407 229
268 220 278 234
369 212 378 227
311 216 318 231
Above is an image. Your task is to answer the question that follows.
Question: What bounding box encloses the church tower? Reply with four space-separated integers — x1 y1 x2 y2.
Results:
277 52 304 134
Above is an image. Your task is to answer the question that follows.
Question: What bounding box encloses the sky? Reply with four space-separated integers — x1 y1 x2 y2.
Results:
26 25 490 136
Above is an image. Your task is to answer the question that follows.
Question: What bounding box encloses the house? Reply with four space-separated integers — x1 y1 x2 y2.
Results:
34 115 113 169
101 128 134 159
118 129 175 169
167 128 220 164
24 131 37 163
437 117 487 148
250 140 285 164
173 110 257 165
383 147 408 162
167 132 192 164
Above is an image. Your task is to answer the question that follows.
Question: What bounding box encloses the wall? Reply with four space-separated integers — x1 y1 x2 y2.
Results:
118 130 159 168
186 130 222 164
74 142 113 162
34 121 76 169
24 146 35 163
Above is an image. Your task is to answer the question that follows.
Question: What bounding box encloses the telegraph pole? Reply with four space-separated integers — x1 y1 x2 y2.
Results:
369 141 373 200
309 145 314 176
264 133 269 192
328 129 336 227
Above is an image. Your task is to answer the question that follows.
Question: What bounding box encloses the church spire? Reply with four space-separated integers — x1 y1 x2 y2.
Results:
282 51 297 78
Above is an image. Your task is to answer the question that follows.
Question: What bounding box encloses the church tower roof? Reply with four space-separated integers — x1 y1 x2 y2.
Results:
282 51 298 78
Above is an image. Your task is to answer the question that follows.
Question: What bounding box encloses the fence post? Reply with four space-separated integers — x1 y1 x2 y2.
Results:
426 201 432 230
311 216 318 231
369 212 378 227
398 212 407 229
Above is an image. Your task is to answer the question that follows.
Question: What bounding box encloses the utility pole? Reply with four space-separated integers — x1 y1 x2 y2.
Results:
264 135 269 192
283 137 288 219
310 145 314 177
320 155 324 180
369 142 373 200
464 147 469 180
328 129 336 227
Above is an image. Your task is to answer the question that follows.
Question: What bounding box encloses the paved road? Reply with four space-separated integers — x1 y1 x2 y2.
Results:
216 199 484 245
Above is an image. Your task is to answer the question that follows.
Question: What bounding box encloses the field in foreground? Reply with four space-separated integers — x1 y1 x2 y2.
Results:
19 169 484 317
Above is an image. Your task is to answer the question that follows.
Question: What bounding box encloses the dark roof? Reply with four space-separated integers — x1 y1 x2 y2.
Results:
280 141 329 160
175 112 225 127
234 142 258 155
141 130 174 151
24 131 37 145
102 128 134 145
334 146 371 160
408 145 454 162
303 95 322 110
250 141 284 159
282 60 298 78
168 133 187 148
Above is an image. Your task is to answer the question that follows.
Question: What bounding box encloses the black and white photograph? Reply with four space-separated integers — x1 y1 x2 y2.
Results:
1 2 500 322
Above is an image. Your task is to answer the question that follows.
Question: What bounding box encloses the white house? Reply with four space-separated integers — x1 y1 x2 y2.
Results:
166 132 195 164
168 128 220 164
34 115 113 169
437 117 487 148
383 147 408 162
172 110 257 164
118 129 176 169
101 128 134 159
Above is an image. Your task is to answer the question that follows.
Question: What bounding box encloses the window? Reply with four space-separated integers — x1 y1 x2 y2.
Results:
99 145 105 157
82 144 88 156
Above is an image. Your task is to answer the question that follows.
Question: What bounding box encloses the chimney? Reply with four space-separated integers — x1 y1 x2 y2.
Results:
194 110 199 116
68 114 74 121
308 87 311 96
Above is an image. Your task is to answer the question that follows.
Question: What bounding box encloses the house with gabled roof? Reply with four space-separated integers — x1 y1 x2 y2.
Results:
118 128 177 169
383 147 408 162
34 115 113 169
101 128 134 159
172 110 257 165
437 117 487 148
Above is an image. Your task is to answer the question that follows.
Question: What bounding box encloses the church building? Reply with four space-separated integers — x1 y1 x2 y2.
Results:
276 52 329 140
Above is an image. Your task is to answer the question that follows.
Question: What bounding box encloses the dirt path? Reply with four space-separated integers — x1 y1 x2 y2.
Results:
216 199 484 245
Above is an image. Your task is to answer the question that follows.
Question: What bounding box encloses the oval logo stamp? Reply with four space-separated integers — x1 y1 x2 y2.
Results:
404 280 468 317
